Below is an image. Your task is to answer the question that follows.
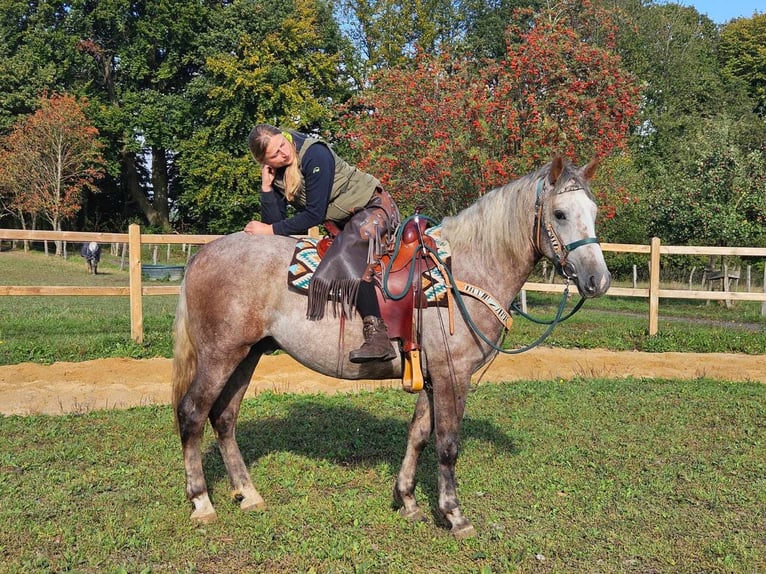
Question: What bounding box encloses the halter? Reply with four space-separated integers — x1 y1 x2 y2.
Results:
533 178 600 280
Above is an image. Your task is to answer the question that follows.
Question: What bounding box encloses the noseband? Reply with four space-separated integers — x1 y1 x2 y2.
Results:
533 178 599 280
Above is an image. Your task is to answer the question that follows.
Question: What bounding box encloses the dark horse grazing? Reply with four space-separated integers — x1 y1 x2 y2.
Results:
172 156 611 538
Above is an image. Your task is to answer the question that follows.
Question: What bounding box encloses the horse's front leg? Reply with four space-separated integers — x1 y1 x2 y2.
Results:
394 390 433 523
208 351 266 514
433 375 475 539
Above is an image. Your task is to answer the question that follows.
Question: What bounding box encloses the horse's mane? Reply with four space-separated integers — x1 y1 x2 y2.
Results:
440 163 547 266
440 160 593 267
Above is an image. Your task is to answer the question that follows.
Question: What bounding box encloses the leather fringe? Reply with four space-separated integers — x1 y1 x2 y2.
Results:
307 277 361 320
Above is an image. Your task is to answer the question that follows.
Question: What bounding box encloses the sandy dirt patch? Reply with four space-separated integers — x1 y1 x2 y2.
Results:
0 348 763 416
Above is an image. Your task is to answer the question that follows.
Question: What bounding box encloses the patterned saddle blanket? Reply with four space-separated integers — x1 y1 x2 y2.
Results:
288 225 451 304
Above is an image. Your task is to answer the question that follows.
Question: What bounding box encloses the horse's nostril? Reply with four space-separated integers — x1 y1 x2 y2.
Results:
585 272 611 295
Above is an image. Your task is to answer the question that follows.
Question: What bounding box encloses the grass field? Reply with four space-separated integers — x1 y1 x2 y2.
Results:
1 248 764 573
1 379 764 573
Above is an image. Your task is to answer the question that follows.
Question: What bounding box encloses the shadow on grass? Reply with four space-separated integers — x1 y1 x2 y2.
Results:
201 397 518 523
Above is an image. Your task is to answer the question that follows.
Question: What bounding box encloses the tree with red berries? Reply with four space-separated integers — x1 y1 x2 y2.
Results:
340 3 641 218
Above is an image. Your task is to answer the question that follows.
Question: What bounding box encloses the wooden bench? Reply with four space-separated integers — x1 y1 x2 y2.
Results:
703 265 740 308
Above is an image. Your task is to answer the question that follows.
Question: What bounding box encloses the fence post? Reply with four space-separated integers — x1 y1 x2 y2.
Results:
648 236 661 336
128 224 144 343
762 266 766 317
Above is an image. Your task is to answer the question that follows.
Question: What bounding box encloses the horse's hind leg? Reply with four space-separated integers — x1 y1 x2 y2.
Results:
177 349 250 522
394 390 433 523
177 393 218 522
208 347 265 513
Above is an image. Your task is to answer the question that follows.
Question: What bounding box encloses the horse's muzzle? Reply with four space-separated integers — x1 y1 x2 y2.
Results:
577 270 611 298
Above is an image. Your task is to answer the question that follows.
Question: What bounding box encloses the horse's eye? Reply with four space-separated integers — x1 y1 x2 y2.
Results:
554 210 566 221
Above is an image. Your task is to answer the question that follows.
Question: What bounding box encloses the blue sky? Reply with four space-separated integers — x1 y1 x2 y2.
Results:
661 1 763 23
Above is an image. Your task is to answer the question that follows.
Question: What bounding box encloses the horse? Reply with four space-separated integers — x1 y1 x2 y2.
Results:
80 241 101 274
171 156 611 538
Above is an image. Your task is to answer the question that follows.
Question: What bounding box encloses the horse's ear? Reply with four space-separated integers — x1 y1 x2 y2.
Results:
549 156 564 184
583 157 600 181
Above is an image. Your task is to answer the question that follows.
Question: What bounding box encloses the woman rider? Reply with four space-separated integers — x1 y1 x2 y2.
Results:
244 124 401 363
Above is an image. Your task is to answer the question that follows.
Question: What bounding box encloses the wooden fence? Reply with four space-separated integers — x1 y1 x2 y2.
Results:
2 225 765 341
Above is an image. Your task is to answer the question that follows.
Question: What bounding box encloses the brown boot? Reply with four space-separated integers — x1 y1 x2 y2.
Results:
349 316 397 363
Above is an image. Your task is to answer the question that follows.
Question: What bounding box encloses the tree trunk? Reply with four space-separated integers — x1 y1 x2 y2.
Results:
121 148 171 230
151 147 170 229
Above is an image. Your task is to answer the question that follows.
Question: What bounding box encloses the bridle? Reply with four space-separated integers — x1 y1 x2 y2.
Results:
533 178 600 281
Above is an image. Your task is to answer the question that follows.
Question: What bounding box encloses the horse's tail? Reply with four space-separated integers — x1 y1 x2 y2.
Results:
171 280 196 429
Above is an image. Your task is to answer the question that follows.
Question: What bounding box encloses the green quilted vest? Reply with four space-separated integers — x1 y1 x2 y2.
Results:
275 134 380 224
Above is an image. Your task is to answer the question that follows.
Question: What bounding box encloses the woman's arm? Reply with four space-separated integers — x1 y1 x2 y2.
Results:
270 143 335 236
260 188 287 224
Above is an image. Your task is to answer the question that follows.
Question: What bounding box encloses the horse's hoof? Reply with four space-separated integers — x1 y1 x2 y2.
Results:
190 494 217 523
190 508 217 523
451 523 476 540
399 507 428 523
234 486 266 512
240 498 267 512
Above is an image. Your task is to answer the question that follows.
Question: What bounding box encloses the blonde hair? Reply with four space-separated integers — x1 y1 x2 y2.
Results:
248 124 302 201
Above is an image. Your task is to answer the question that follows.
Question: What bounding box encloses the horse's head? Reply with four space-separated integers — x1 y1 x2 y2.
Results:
534 156 611 298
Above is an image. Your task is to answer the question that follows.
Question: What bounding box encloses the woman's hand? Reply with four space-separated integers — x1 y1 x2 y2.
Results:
261 165 275 191
244 221 274 235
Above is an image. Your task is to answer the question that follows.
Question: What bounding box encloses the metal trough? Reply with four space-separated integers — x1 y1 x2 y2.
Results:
141 264 185 281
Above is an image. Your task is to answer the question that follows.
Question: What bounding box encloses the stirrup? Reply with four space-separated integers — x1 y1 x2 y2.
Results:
402 350 424 393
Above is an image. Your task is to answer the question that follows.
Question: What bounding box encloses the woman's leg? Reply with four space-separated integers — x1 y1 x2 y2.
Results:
349 279 396 362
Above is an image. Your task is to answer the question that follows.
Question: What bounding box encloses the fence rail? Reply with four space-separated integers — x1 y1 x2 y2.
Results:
2 225 765 341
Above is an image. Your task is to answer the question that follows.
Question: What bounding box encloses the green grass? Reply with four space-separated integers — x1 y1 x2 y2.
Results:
0 249 178 364
504 292 766 354
1 379 764 573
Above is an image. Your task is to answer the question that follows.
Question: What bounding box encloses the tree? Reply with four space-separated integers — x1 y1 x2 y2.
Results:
334 0 545 86
0 0 77 131
175 0 351 233
340 2 641 218
334 0 464 87
647 117 766 247
71 0 210 230
0 93 104 253
719 13 766 116
461 0 543 59
592 0 765 246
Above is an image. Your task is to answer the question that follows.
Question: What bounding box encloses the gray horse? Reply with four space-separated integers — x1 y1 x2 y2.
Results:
172 156 611 538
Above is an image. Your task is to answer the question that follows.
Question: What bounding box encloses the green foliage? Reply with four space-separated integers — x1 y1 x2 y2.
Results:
460 0 543 59
591 153 648 243
176 139 262 234
175 0 351 233
646 119 766 246
603 1 765 247
0 0 78 130
720 13 766 116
